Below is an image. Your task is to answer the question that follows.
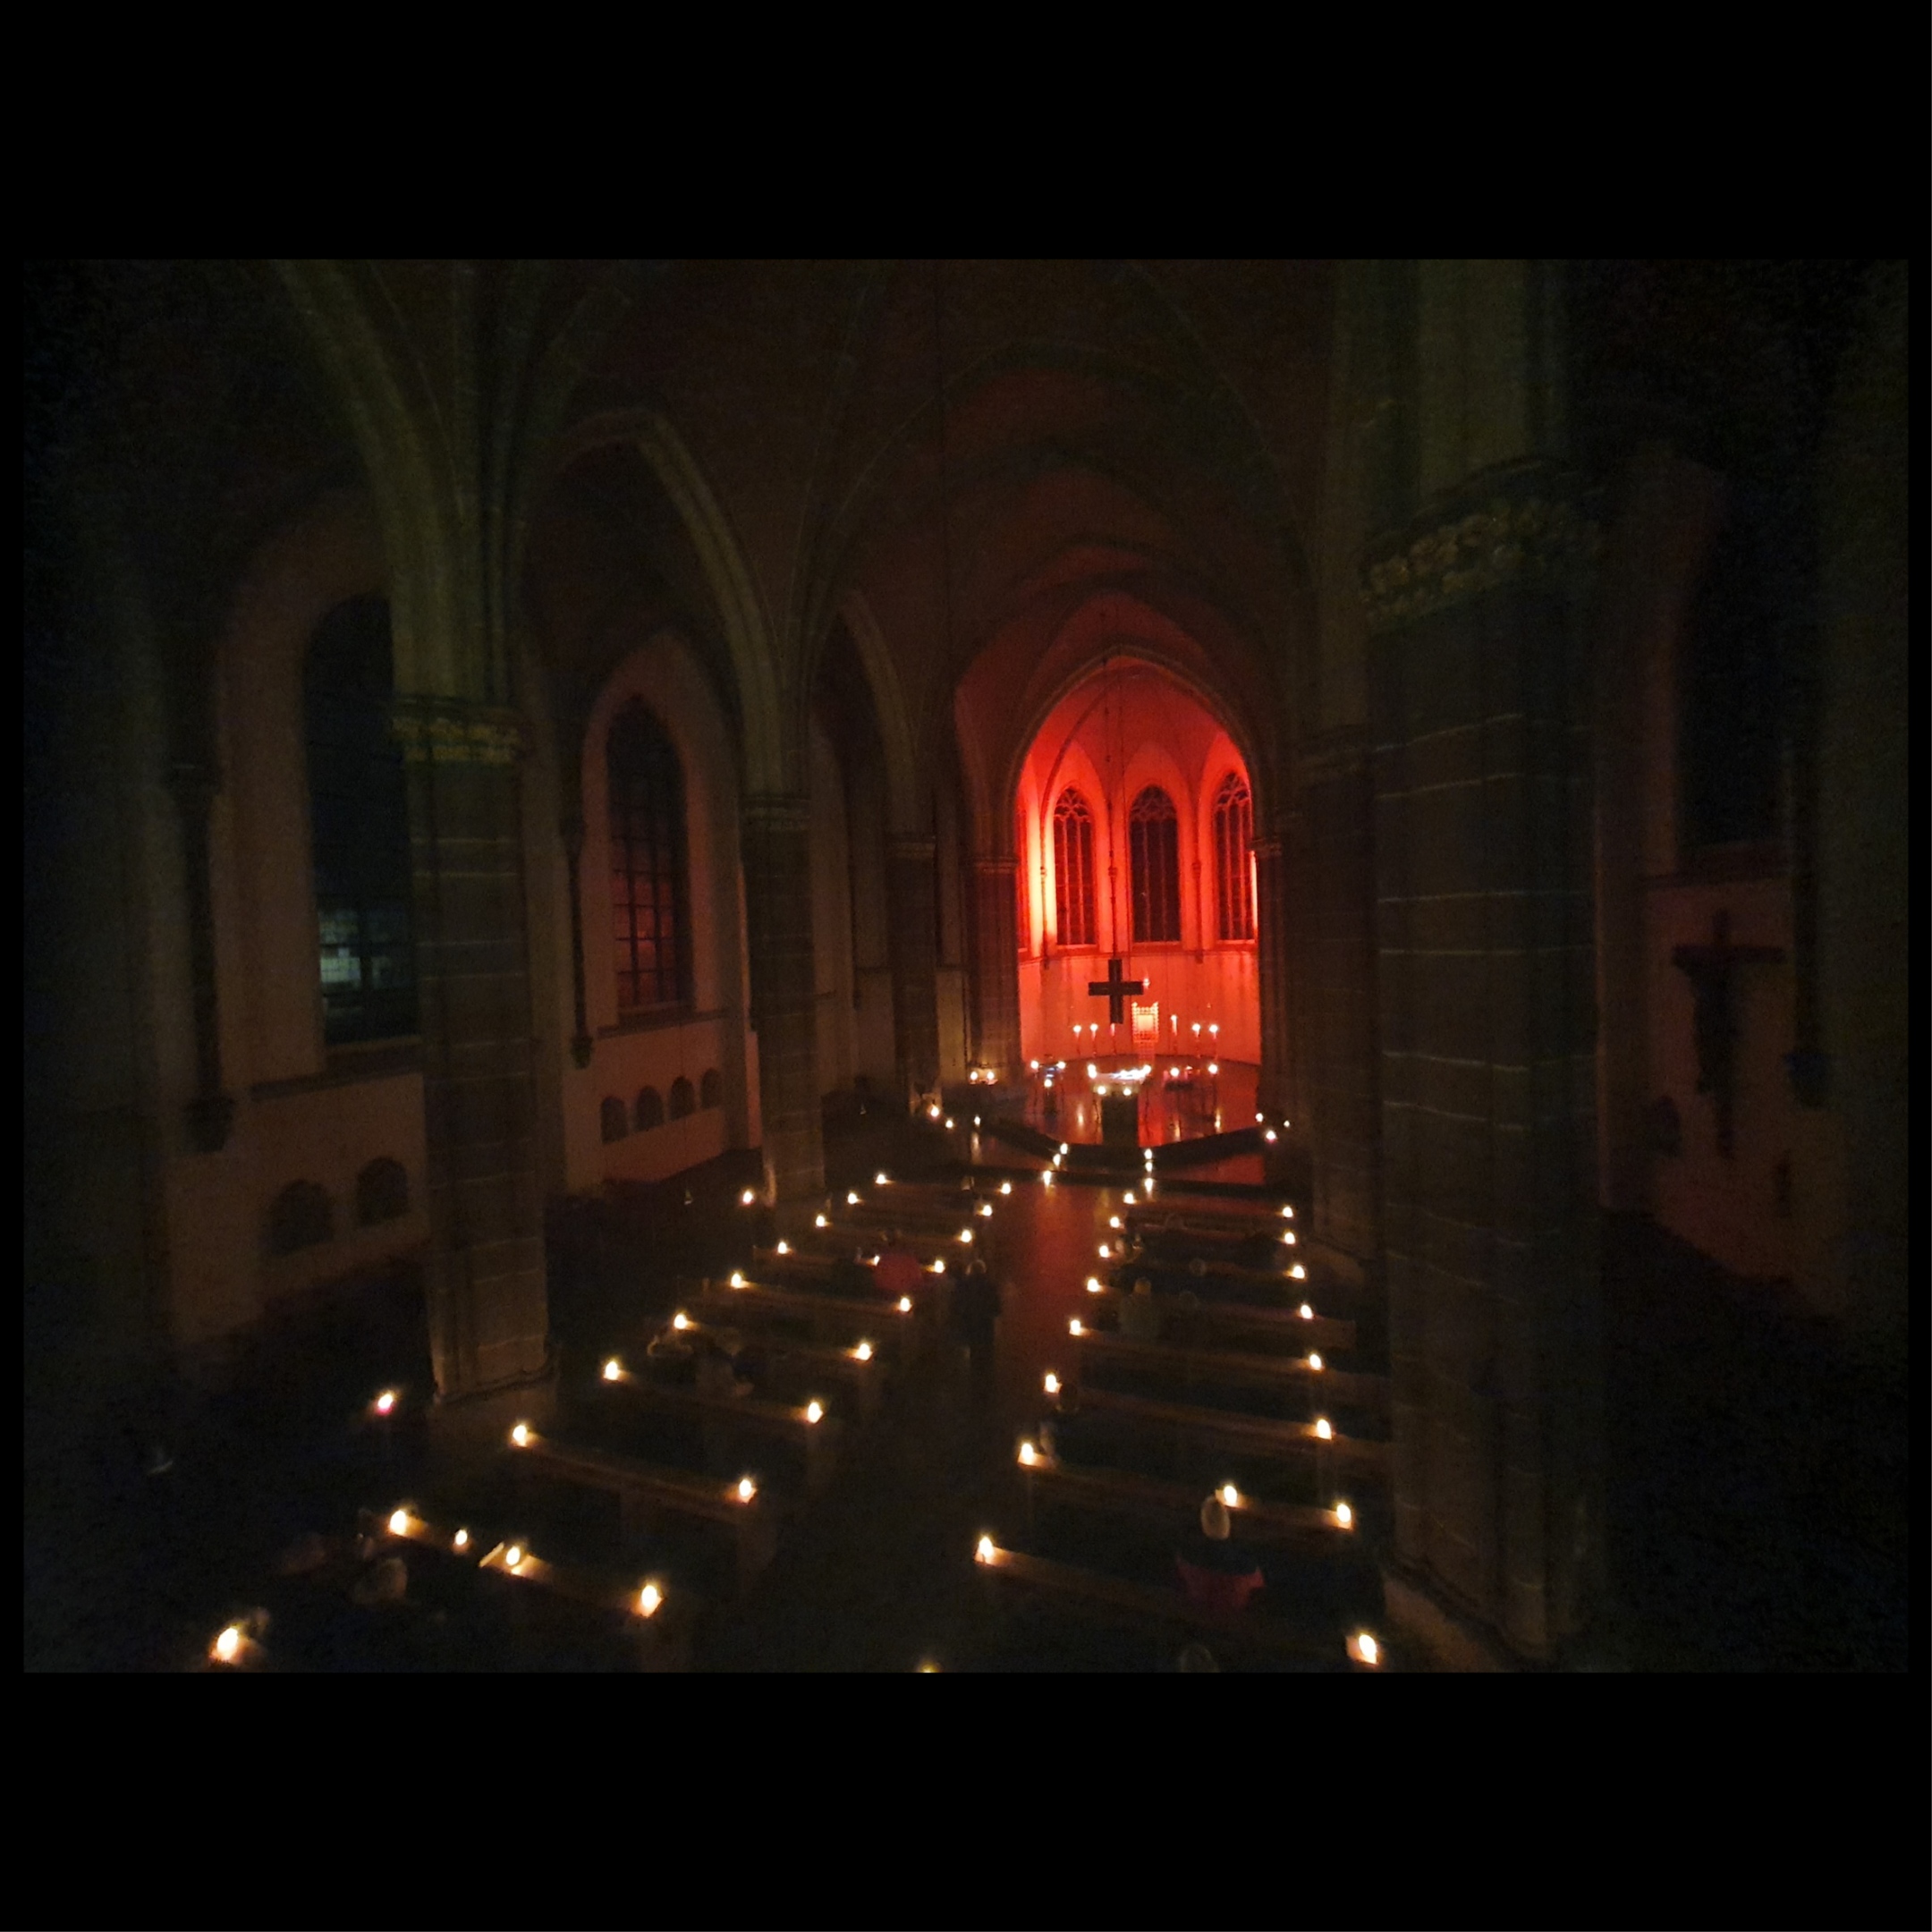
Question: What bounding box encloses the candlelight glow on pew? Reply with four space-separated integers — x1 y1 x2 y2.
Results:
1334 1503 1353 1529
1221 1484 1241 1508
741 1190 756 1206
511 1423 530 1446
1044 1372 1061 1394
1018 1440 1037 1465
1315 1418 1334 1440
805 1402 824 1424
505 1545 524 1568
388 1508 410 1536
638 1583 663 1618
453 1528 470 1549
730 1271 746 1288
737 1478 757 1502
1348 1631 1380 1667
213 1624 242 1664
1069 1318 1084 1335
373 1389 398 1417
898 1296 913 1312
976 1535 998 1564
852 1342 873 1360
1308 1354 1324 1371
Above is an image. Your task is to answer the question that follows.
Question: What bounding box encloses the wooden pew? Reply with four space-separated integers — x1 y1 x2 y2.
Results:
665 1309 886 1419
974 1540 1360 1668
1063 1384 1391 1483
1071 1327 1393 1419
1014 1448 1354 1547
504 1428 779 1591
593 1367 842 1494
368 1504 696 1669
694 1275 926 1359
1089 1288 1356 1355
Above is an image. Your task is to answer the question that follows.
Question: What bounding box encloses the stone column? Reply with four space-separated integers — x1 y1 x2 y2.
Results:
1254 830 1301 1198
165 760 236 1154
970 857 1021 1078
741 795 822 1199
1367 468 1601 1660
887 836 942 1104
393 699 550 1401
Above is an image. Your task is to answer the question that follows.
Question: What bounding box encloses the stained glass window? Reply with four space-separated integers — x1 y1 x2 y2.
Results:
1214 773 1255 941
1053 789 1096 948
609 700 689 1011
1130 786 1181 944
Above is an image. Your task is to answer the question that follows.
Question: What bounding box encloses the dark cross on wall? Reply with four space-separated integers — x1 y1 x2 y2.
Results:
1672 910 1784 1157
1088 955 1147 1026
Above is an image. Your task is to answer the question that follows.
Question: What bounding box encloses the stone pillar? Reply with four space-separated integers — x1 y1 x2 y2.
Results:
165 760 237 1154
1297 732 1382 1264
888 836 942 1103
970 857 1021 1078
394 699 550 1402
1366 467 1601 1660
741 794 823 1199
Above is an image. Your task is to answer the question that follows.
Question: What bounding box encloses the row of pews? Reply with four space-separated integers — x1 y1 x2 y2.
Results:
968 1182 1395 1671
211 1175 988 1671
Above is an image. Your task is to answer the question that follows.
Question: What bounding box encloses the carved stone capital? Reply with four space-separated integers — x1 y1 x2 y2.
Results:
390 697 527 766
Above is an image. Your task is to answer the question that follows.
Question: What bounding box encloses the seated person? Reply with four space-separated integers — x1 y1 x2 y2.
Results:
1174 1494 1266 1614
1118 1275 1165 1343
873 1232 924 1305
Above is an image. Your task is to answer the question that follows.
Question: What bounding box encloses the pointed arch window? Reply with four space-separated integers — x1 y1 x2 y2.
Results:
304 597 417 1046
1130 786 1181 944
1214 773 1255 941
1053 789 1097 948
609 700 690 1012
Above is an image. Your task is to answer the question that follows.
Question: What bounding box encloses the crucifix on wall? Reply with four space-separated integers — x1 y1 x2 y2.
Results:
1088 954 1147 1030
1671 910 1784 1157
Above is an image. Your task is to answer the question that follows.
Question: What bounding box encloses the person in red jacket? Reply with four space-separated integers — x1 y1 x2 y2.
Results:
873 1230 924 1307
1174 1494 1265 1614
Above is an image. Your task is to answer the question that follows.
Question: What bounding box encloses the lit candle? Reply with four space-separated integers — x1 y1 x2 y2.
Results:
1086 1277 1103 1293
775 1241 789 1255
1256 1113 1265 1123
847 1191 860 1206
1000 1182 1012 1195
505 1545 524 1568
1335 1503 1353 1529
737 1478 757 1503
453 1528 470 1549
1280 1204 1292 1218
1221 1484 1241 1508
1308 1353 1324 1371
511 1423 530 1446
816 1214 827 1228
1290 1265 1306 1280
1059 1143 1070 1156
373 1389 397 1416
1284 1232 1296 1246
979 1203 993 1217
975 1536 997 1564
1315 1419 1333 1440
639 1583 663 1618
973 1115 981 1128
1208 1063 1218 1075
1069 1318 1084 1335
1042 1172 1054 1186
729 1271 746 1288
672 1312 690 1330
898 1296 913 1312
1265 1130 1277 1143
213 1625 242 1664
945 1118 955 1131
1044 1372 1061 1394
388 1509 409 1536
1300 1304 1314 1320
928 1260 945 1275
1109 1216 1122 1229
805 1401 824 1424
959 1229 973 1244
1352 1631 1379 1666
604 1357 623 1382
877 1172 891 1186
741 1189 756 1207
1018 1441 1037 1465
1098 1243 1110 1258
853 1342 873 1361
1123 1190 1136 1205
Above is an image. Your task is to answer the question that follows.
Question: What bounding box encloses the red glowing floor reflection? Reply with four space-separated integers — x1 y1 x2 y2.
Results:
1015 1057 1259 1148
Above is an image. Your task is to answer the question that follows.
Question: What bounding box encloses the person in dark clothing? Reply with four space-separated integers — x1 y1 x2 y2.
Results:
953 1255 1003 1402
1174 1494 1266 1613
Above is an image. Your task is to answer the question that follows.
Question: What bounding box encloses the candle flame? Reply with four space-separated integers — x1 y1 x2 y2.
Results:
898 1296 913 1312
605 1358 623 1381
854 1342 873 1360
1069 1318 1083 1335
959 1229 973 1243
1098 1244 1110 1258
1221 1484 1240 1508
453 1528 470 1549
1315 1418 1334 1440
979 1202 993 1216
1109 1216 1122 1229
775 1240 789 1255
741 1189 756 1206
1044 1372 1061 1394
876 1172 890 1186
945 1118 954 1130
374 1389 397 1415
1059 1143 1069 1155
737 1478 756 1502
1123 1191 1136 1204
816 1214 827 1227
639 1583 663 1618
1265 1130 1277 1143
1335 1503 1353 1529
1208 1063 1218 1075
672 1312 689 1330
505 1545 523 1568
213 1625 242 1664
1086 1277 1103 1293
511 1423 530 1446
805 1401 823 1424
1290 1265 1306 1280
1300 1304 1314 1319
388 1509 409 1536
976 1536 996 1564
847 1191 860 1206
1000 1182 1012 1195
1018 1441 1036 1464
1309 1353 1324 1371
1354 1632 1379 1666
729 1270 746 1288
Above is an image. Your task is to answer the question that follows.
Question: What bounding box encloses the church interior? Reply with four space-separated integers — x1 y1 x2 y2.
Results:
23 259 1906 1672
